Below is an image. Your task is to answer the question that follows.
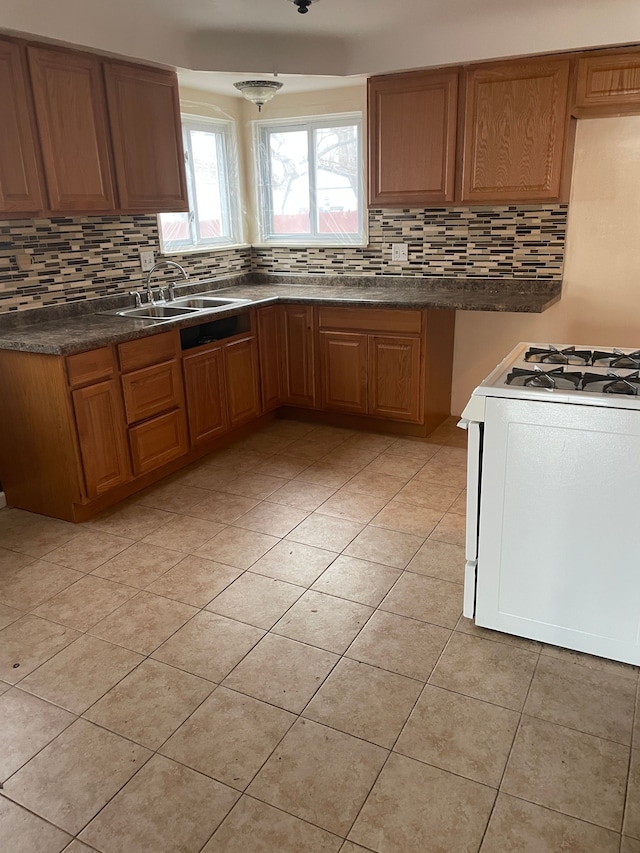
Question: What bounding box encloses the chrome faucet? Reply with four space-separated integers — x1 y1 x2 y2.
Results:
145 260 189 304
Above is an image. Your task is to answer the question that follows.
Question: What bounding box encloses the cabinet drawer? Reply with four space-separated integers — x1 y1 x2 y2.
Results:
128 409 188 476
66 346 114 387
121 360 182 424
318 307 422 334
118 330 179 372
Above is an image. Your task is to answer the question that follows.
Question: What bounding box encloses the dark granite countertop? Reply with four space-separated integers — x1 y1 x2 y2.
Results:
0 274 561 355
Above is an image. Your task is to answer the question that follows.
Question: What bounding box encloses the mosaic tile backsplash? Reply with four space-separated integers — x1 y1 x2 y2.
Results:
0 205 567 313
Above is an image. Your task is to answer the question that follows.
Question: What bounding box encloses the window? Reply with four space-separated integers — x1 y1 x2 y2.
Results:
159 116 243 253
255 113 365 245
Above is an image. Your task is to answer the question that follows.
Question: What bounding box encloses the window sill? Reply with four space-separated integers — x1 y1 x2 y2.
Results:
252 241 368 250
160 243 251 257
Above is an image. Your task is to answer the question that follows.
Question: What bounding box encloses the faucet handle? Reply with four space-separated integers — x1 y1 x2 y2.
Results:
167 284 176 302
129 290 142 308
158 286 168 303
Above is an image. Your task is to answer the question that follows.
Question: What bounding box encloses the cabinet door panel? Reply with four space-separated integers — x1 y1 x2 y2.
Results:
461 59 570 203
319 331 368 414
369 335 422 423
257 306 282 412
28 46 115 212
368 70 458 206
281 305 316 407
121 360 182 424
0 38 45 215
72 380 130 498
183 346 229 445
104 62 188 212
129 409 188 475
575 52 640 116
224 336 261 428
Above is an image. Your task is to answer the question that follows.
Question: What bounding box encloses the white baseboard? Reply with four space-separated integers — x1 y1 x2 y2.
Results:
0 491 6 509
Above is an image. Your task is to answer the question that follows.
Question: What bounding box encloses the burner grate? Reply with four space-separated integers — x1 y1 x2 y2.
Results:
591 349 640 369
506 366 583 390
524 345 592 366
582 371 640 396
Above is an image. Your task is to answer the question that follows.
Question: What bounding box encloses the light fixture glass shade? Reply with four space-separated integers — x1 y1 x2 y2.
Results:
289 0 320 12
233 80 283 111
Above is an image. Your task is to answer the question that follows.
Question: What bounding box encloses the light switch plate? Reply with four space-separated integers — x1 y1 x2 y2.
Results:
391 243 408 262
139 250 155 271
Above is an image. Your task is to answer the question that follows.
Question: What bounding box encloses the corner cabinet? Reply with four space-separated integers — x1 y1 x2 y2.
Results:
104 62 188 212
368 70 459 207
0 38 46 216
460 58 572 203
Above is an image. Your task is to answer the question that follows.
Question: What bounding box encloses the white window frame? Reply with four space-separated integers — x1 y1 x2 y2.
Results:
159 114 245 255
254 112 366 247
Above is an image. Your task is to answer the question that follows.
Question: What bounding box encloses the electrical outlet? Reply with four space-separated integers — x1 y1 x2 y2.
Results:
139 250 155 271
391 243 408 262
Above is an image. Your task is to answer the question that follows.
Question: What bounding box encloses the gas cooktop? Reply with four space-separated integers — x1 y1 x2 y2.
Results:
472 343 640 409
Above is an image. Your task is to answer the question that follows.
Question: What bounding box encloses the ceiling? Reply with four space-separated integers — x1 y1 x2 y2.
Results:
3 0 640 93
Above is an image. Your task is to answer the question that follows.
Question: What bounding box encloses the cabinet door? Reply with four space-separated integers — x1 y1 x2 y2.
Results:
223 336 261 428
104 62 188 212
575 52 640 116
183 346 229 446
72 380 130 498
461 58 571 203
368 335 422 423
0 39 45 216
256 306 282 412
368 70 458 206
319 331 368 414
121 360 183 424
129 409 189 476
28 46 115 212
281 305 316 407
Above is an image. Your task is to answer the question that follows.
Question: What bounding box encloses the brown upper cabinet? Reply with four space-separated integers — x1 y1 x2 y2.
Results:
0 38 46 215
461 58 572 204
28 45 116 213
574 51 640 117
368 70 459 206
104 62 188 212
0 35 187 218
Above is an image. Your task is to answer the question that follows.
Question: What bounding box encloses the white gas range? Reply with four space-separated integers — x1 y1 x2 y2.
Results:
459 342 640 666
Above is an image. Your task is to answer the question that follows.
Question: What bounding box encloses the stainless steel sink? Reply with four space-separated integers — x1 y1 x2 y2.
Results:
117 305 199 319
172 296 247 309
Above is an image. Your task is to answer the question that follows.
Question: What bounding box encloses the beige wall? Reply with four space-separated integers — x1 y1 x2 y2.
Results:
450 116 640 414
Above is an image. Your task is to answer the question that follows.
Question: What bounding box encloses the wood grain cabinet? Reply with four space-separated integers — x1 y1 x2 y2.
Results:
72 379 130 498
104 61 188 212
368 70 459 207
224 336 261 428
461 58 572 203
256 306 283 412
281 305 317 408
117 332 188 476
574 51 640 116
28 45 116 213
319 331 368 415
183 345 228 446
0 38 46 217
318 311 423 423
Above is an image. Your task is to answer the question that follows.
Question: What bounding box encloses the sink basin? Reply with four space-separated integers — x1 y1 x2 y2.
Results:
173 296 248 309
118 305 198 319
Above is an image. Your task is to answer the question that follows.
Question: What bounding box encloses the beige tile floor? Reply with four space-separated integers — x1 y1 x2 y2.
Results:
0 416 638 853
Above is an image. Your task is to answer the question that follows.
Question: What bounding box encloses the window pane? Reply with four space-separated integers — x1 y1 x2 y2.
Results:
268 130 310 234
315 125 360 235
159 212 191 246
191 130 225 239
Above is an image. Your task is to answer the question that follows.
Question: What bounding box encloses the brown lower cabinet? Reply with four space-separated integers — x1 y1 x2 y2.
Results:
72 379 130 498
0 304 454 521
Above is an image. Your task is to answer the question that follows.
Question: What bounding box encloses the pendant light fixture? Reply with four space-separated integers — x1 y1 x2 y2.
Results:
289 0 319 13
233 79 283 112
